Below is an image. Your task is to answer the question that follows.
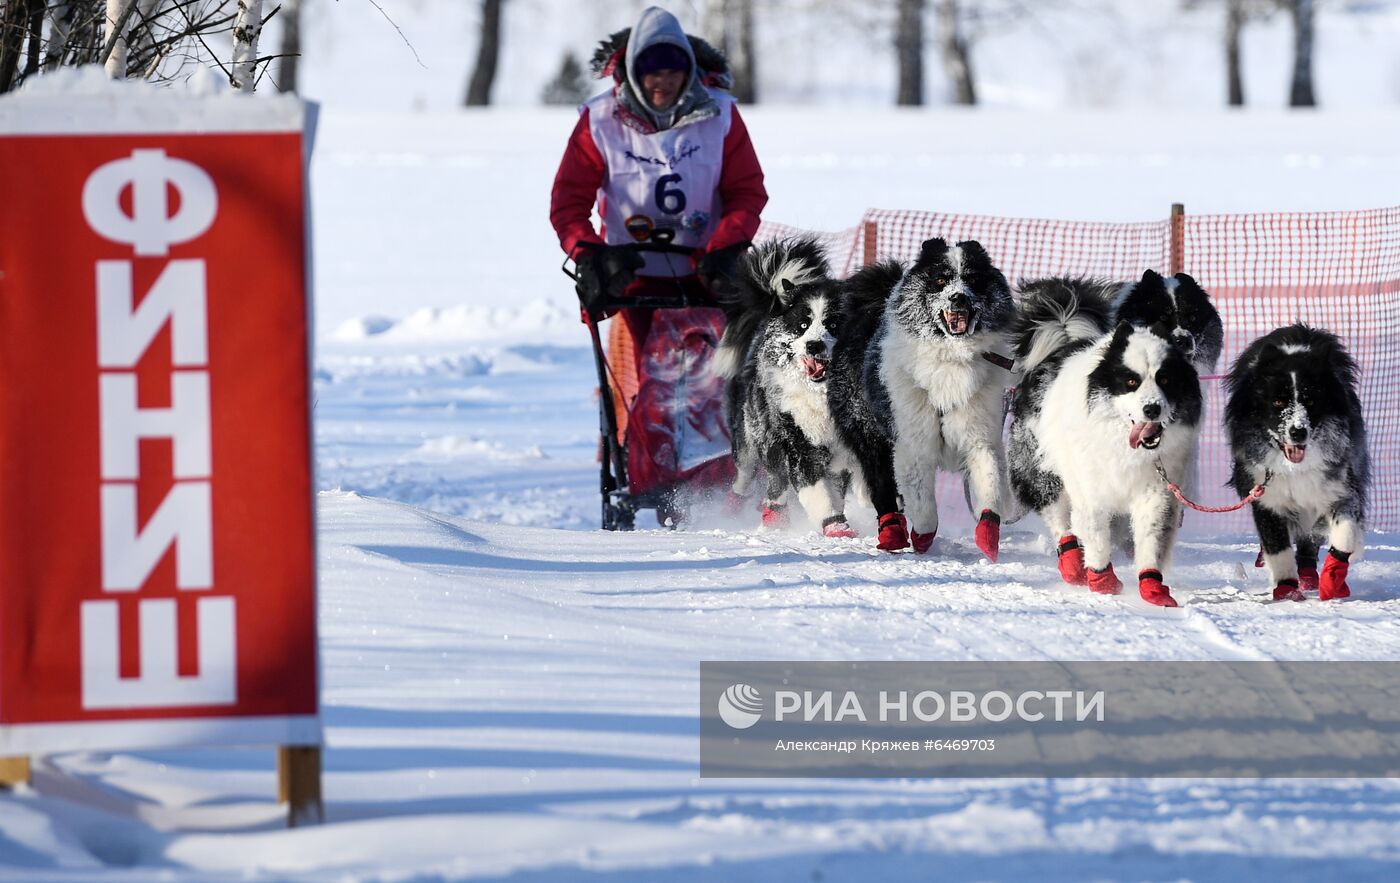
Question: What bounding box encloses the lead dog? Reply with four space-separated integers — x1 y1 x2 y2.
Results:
829 237 1015 558
1009 279 1203 606
714 237 859 536
1225 324 1369 601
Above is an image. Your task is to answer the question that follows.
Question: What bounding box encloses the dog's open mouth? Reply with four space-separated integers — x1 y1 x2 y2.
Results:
1129 421 1163 450
800 355 829 382
942 309 971 336
1281 442 1307 464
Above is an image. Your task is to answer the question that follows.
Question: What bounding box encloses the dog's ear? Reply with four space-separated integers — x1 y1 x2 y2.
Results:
1172 272 1212 302
956 240 991 267
918 237 949 264
1251 340 1285 373
1304 326 1343 373
1139 268 1166 290
774 277 800 309
1313 329 1361 391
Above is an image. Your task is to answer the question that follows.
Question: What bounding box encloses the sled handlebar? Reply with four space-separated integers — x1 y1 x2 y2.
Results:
626 242 703 257
562 241 715 315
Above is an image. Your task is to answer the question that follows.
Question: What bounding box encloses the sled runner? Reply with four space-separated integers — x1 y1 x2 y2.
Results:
565 243 735 530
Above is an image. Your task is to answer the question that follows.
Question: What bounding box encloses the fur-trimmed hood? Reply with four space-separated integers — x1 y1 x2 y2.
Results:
589 7 733 134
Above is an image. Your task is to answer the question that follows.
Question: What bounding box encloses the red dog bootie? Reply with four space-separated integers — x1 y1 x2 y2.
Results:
822 515 858 539
1273 578 1306 602
1138 569 1178 607
1057 536 1089 586
1087 564 1123 595
1058 534 1092 584
760 502 788 529
1297 566 1320 593
911 528 937 555
975 510 1001 562
1319 549 1352 600
876 513 909 551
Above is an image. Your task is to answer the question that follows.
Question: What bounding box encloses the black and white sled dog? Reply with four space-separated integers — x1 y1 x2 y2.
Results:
714 237 860 537
829 236 1016 559
1225 324 1369 602
1008 277 1203 606
1113 270 1224 376
1111 269 1224 506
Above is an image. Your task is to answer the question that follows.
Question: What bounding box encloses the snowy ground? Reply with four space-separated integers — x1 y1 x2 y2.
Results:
7 103 1400 878
9 327 1400 880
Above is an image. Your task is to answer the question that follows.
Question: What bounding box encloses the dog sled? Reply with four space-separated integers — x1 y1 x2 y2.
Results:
565 243 735 531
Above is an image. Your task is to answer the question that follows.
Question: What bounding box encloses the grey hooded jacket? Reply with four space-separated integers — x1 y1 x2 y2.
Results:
621 6 720 133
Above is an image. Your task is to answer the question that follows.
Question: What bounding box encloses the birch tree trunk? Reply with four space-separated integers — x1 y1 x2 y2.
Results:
936 0 976 106
230 0 265 91
228 0 265 91
465 0 503 106
104 0 132 78
278 0 302 93
895 0 925 106
1288 0 1315 107
1225 0 1245 106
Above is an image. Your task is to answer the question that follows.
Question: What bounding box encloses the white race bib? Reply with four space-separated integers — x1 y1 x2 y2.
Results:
586 90 733 276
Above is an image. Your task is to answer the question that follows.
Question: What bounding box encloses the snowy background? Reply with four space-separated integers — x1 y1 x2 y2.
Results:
7 1 1400 880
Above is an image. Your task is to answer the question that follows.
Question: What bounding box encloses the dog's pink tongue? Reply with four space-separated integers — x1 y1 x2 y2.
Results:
1284 443 1306 464
1128 421 1160 449
944 311 969 334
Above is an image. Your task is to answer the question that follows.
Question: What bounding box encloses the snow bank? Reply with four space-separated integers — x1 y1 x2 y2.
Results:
0 64 303 134
330 299 580 346
414 435 547 461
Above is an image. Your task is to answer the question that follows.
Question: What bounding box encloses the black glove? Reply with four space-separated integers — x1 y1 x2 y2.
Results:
696 242 749 300
573 243 644 317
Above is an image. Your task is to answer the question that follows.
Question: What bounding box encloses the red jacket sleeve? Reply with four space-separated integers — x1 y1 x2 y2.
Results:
702 106 768 255
550 108 607 258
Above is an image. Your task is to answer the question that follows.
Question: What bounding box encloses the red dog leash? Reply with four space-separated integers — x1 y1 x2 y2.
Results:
1154 461 1272 514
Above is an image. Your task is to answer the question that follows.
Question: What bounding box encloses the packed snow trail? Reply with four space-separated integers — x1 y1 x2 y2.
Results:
5 350 1400 879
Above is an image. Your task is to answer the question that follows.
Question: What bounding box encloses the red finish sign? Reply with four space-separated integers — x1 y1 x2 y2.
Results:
0 113 319 751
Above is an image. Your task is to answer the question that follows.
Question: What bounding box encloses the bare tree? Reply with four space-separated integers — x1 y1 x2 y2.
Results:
936 0 976 105
230 0 265 91
103 0 134 78
704 0 757 103
278 0 302 93
0 1 29 93
1186 0 1278 107
541 50 587 106
895 0 924 106
1287 0 1316 106
1225 0 1245 105
734 0 756 103
0 1 289 95
43 2 78 71
21 0 42 77
465 0 503 106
